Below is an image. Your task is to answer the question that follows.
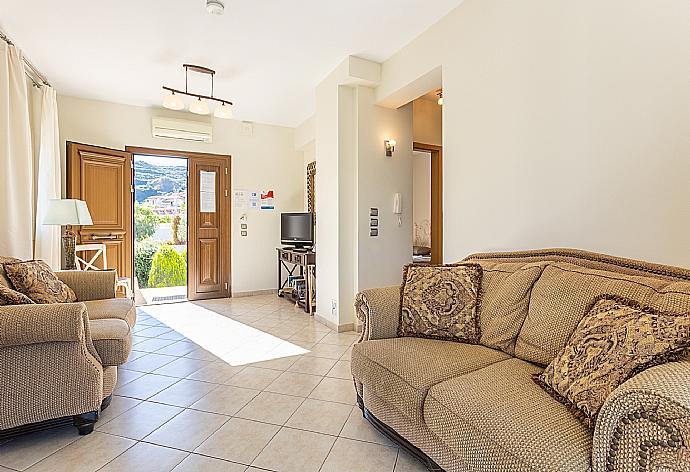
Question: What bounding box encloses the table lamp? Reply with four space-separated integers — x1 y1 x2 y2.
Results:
44 199 93 270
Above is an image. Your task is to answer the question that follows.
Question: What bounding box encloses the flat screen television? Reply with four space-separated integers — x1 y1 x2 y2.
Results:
281 212 314 248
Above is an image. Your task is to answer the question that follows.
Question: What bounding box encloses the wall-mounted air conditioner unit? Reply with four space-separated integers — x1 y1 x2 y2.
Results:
152 117 213 143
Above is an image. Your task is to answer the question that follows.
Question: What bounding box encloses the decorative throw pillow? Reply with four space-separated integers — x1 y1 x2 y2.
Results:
0 284 35 305
4 260 77 304
535 296 690 428
399 263 482 343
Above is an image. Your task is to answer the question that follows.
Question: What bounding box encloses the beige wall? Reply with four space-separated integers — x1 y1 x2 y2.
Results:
377 0 690 267
413 98 442 146
57 95 304 294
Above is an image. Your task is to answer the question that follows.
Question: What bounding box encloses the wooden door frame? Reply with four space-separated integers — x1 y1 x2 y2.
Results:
125 146 232 299
413 142 443 264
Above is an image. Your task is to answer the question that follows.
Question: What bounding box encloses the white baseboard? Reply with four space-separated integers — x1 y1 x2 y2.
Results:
232 288 278 298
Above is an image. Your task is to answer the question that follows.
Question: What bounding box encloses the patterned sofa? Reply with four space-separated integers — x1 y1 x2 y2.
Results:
0 257 135 436
352 249 690 472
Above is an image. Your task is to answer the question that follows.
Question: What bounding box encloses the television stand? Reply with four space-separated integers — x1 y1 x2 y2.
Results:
286 247 312 253
277 248 316 314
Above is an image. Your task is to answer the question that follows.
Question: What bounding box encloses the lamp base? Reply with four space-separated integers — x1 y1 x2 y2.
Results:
62 234 76 270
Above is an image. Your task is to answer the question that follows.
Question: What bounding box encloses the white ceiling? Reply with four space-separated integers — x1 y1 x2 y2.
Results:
0 0 462 127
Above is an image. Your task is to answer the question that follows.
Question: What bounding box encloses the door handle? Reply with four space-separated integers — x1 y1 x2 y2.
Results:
90 235 117 240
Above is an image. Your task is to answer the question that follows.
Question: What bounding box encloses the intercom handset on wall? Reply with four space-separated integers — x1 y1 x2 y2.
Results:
393 193 402 226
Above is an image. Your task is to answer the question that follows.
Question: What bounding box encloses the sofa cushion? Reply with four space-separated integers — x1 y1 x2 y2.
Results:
536 296 690 427
0 256 21 289
89 318 132 366
5 260 77 304
474 260 547 355
84 298 136 327
424 358 592 472
0 284 35 305
515 262 690 366
399 263 482 343
351 337 509 424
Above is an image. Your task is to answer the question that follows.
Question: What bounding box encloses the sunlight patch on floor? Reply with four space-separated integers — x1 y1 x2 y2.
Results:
139 302 309 365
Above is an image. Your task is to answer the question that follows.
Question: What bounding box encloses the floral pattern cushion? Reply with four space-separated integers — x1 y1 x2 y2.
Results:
535 296 690 428
4 260 77 304
399 263 482 343
0 284 35 305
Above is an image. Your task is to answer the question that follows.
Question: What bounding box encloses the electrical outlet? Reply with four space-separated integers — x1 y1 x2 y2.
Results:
331 300 337 316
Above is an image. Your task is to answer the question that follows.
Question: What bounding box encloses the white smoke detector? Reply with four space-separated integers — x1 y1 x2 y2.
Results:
206 0 225 15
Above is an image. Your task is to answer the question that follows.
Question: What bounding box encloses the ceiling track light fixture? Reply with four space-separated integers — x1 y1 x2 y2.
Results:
437 89 443 106
162 64 234 118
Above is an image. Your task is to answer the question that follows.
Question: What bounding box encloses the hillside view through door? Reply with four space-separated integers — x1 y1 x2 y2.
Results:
133 155 188 305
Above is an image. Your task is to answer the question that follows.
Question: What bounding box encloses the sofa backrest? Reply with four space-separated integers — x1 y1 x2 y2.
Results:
464 249 690 366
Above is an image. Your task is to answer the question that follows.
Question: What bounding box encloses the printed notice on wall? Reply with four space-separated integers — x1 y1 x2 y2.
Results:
200 171 216 213
233 190 249 210
260 190 275 210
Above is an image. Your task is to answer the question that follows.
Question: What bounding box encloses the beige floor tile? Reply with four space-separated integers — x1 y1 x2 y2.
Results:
134 337 178 353
305 343 351 360
187 363 245 384
0 426 79 471
339 407 395 446
320 437 397 472
136 326 173 337
264 371 322 397
251 427 336 472
126 350 148 362
123 353 178 373
248 355 300 371
145 409 228 451
195 417 279 464
285 398 352 436
288 356 336 376
153 357 210 378
340 345 353 360
149 379 219 407
288 331 328 343
326 360 352 380
308 377 357 404
98 395 142 426
155 341 200 357
116 368 145 388
319 332 359 346
191 385 259 416
225 366 282 390
394 450 429 472
115 374 180 400
156 330 187 341
97 401 182 440
236 391 304 425
172 453 246 472
98 442 187 472
25 432 134 472
184 348 224 362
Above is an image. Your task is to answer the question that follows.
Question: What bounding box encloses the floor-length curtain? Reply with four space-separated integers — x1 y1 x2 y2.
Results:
33 86 61 268
0 41 33 259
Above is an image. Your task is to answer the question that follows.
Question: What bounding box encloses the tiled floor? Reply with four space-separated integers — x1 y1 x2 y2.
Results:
0 295 427 472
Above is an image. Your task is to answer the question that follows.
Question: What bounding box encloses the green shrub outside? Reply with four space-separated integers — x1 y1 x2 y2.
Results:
148 245 187 288
134 238 162 288
134 203 160 241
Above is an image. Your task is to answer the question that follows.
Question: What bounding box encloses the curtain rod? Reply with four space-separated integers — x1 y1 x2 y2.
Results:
0 30 51 88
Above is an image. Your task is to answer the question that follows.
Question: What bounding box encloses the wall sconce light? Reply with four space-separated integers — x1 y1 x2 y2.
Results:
385 139 396 157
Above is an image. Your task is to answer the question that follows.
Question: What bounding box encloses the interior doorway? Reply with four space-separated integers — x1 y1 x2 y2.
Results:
413 142 443 264
132 154 189 305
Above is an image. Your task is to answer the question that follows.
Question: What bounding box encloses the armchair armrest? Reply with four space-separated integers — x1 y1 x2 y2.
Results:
0 302 87 346
592 359 690 472
354 286 400 342
56 270 117 301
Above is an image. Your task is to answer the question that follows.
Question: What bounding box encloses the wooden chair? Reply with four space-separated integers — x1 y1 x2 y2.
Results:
75 244 132 298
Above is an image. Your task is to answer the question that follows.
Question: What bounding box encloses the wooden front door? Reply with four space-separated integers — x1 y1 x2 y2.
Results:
67 142 133 278
187 155 230 300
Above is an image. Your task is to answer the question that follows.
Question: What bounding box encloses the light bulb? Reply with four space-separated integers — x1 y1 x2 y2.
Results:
163 91 184 110
189 98 210 115
437 96 444 106
214 102 233 119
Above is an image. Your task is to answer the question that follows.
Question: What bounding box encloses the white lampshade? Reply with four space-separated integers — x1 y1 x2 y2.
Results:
163 91 185 110
189 98 210 115
214 102 233 119
43 199 93 226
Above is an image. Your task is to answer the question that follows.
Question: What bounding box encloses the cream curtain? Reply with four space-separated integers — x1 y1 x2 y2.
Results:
33 86 61 268
0 41 33 259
